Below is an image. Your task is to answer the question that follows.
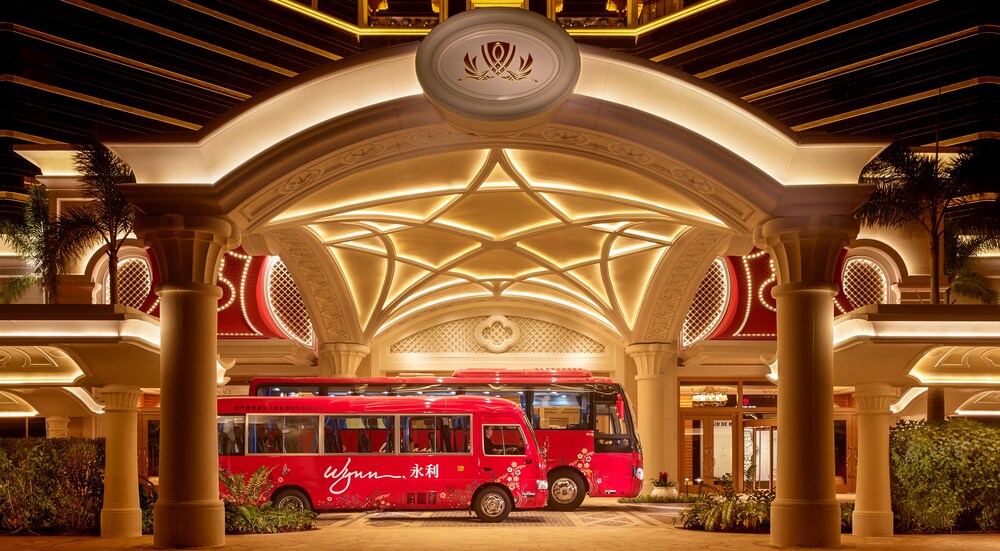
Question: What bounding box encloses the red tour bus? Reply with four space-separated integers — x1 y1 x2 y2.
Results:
217 395 548 522
249 368 643 510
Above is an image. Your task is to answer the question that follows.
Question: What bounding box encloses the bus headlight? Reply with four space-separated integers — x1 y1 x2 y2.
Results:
635 467 644 481
537 479 549 491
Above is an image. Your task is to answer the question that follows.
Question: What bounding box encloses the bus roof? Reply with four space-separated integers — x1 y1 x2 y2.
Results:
248 372 616 394
218 394 529 416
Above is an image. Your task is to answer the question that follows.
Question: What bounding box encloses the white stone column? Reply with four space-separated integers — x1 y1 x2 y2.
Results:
46 415 71 438
852 382 897 537
755 214 857 548
626 343 677 493
318 343 370 376
99 385 142 538
136 214 239 548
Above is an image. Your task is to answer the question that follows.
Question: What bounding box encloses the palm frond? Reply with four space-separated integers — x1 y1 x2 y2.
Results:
950 269 1000 305
0 275 39 304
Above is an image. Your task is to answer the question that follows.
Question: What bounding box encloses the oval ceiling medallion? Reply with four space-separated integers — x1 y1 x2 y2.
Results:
415 8 581 135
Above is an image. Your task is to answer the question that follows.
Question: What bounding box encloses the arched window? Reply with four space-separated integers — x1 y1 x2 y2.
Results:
263 257 314 347
681 258 731 348
841 256 890 309
102 255 152 309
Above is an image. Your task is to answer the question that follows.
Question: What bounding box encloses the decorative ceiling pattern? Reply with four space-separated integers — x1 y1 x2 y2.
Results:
275 148 722 338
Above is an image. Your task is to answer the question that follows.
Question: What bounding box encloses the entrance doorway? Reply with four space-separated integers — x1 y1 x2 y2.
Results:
743 421 777 490
680 414 737 490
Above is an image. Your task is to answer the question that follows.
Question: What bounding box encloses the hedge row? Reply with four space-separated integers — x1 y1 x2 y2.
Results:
890 419 1000 532
0 437 105 534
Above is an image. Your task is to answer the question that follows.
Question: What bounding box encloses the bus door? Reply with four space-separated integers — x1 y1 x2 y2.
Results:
592 390 641 496
479 421 533 507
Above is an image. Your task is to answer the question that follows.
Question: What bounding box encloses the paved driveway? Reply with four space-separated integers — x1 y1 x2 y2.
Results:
9 499 1000 550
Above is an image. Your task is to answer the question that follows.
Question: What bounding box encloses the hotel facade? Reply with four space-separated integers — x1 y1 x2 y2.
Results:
2 1 997 548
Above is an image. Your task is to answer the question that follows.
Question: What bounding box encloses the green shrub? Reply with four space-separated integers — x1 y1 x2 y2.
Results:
0 437 105 534
219 466 315 534
890 419 1000 533
678 471 775 533
840 502 854 533
139 476 157 535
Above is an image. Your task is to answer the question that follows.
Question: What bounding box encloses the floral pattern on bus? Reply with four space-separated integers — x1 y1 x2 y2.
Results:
568 447 599 491
496 460 535 507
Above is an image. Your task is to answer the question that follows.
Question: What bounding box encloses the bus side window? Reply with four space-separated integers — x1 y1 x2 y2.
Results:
324 417 345 453
532 391 588 430
218 415 245 456
594 399 631 453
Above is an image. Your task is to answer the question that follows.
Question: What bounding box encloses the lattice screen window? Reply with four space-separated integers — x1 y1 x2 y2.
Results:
104 257 152 309
264 257 314 347
842 257 888 309
681 258 730 348
390 316 605 354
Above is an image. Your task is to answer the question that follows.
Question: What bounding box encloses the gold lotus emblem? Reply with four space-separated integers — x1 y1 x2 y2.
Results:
460 41 537 82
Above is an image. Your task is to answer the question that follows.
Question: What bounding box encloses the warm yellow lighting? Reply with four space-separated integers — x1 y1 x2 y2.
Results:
520 277 602 310
378 291 494 335
890 387 926 414
269 0 429 36
504 290 617 332
0 391 38 417
269 0 728 39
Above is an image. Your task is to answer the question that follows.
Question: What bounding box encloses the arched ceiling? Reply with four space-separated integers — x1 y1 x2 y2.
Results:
105 42 883 347
266 147 725 339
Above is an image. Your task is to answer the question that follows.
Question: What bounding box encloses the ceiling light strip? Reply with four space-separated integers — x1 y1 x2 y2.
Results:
62 0 297 77
12 25 250 100
170 0 342 61
696 0 936 79
0 130 65 145
743 26 989 102
1 75 202 130
923 131 1000 148
650 0 826 63
792 77 994 132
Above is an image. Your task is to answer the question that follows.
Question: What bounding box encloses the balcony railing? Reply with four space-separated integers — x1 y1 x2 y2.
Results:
274 0 722 34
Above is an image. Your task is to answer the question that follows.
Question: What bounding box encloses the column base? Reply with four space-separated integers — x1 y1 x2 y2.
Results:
153 499 225 548
100 507 142 538
852 509 894 537
770 498 841 548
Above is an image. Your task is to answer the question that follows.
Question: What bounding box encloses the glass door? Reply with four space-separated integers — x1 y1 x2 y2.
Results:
743 421 777 491
680 414 737 491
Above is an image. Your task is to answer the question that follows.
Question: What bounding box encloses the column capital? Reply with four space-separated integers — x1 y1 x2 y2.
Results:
46 416 71 438
754 214 858 289
319 343 370 377
853 382 898 414
100 385 142 412
626 343 677 377
135 214 241 288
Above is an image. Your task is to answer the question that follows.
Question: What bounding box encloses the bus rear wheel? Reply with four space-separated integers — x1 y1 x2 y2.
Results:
473 486 511 522
547 470 586 511
272 488 311 511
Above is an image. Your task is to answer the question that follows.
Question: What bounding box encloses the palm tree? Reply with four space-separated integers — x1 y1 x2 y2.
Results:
0 184 91 304
64 144 139 305
943 222 1000 305
855 142 999 420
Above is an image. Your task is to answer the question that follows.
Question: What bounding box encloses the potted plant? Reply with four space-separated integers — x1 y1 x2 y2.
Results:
651 472 678 498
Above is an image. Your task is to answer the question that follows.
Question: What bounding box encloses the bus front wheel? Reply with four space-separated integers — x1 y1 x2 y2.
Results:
272 488 311 511
473 486 512 522
547 470 586 511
